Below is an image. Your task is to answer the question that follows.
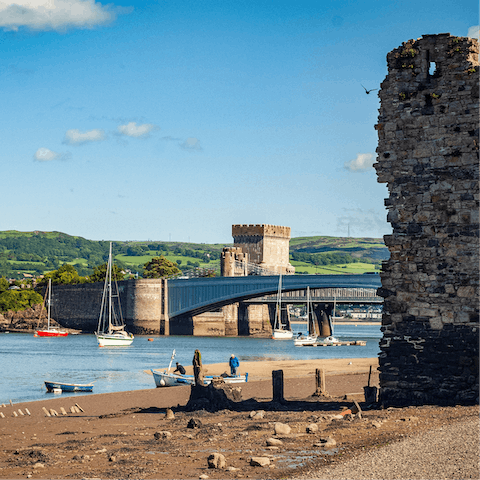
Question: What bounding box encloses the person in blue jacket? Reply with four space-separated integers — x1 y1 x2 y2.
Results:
229 354 240 375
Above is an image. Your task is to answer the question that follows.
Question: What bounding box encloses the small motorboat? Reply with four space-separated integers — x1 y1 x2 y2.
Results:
44 381 94 393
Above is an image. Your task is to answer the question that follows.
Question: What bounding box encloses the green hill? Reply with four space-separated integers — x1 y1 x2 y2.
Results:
0 230 388 279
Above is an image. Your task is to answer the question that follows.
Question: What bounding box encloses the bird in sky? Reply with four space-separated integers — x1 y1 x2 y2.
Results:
361 84 378 94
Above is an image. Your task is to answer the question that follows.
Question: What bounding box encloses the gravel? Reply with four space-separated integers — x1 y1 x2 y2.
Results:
295 416 479 480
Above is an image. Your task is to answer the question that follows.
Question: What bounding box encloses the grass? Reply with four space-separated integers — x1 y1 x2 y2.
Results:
291 260 378 274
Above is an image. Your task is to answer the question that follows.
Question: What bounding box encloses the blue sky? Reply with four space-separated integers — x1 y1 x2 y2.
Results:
1 1 478 243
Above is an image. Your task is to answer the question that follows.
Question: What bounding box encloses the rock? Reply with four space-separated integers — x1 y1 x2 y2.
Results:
226 466 239 471
33 463 45 469
314 437 336 449
165 408 175 419
154 431 172 440
274 422 291 435
199 474 209 479
187 418 202 429
266 437 283 446
108 455 116 462
306 423 318 433
372 420 383 428
250 456 271 467
249 410 265 419
207 452 226 469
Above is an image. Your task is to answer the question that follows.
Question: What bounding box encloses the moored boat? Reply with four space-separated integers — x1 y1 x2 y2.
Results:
35 279 68 337
151 349 248 387
294 286 319 346
95 243 134 347
44 381 93 393
272 274 293 339
151 369 248 387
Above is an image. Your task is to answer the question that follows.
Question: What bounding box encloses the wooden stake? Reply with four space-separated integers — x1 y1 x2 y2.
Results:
272 370 285 404
75 403 84 412
313 368 327 396
42 407 51 417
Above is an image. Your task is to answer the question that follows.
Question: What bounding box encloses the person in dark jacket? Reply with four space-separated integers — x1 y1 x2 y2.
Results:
174 362 186 375
229 354 240 375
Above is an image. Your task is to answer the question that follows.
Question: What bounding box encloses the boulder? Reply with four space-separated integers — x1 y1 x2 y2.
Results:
274 422 291 435
250 456 271 467
207 452 226 469
306 423 318 434
266 437 283 446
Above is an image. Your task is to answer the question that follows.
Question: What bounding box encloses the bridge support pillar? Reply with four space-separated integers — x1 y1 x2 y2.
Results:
224 303 239 336
313 303 333 337
238 303 271 337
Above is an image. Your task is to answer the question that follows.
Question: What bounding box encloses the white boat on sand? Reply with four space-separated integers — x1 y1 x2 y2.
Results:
151 350 248 387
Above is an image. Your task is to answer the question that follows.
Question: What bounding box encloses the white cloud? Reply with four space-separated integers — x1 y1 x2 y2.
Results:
180 137 202 151
64 128 105 145
344 153 376 172
117 122 158 138
33 147 69 161
467 25 479 40
0 0 120 32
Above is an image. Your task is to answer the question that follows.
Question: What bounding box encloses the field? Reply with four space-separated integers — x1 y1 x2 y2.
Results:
0 231 387 279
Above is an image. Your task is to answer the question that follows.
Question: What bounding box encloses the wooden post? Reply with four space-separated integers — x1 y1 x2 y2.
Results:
313 368 327 396
272 369 285 404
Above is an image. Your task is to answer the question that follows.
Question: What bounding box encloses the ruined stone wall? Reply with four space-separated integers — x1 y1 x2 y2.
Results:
374 34 479 406
232 224 295 274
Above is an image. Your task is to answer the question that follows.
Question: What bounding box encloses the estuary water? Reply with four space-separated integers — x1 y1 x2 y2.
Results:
0 324 382 404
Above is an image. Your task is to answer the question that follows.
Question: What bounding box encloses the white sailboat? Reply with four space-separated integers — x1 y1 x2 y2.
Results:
321 294 339 344
272 274 293 339
294 286 318 346
95 243 134 347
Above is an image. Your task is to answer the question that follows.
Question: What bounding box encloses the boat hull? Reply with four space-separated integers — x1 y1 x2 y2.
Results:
96 332 134 347
151 369 248 387
45 381 93 392
272 329 293 339
294 334 318 346
36 329 68 337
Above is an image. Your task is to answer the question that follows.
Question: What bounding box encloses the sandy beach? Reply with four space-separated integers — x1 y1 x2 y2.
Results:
0 357 477 480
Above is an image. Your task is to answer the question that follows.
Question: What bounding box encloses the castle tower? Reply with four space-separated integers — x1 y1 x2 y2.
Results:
374 34 479 406
231 224 295 275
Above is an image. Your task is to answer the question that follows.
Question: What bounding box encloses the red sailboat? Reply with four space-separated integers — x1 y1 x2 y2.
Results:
35 279 68 337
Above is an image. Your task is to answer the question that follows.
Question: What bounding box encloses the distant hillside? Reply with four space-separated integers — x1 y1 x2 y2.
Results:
0 230 387 279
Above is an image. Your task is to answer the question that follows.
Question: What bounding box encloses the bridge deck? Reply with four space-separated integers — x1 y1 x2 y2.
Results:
168 274 381 318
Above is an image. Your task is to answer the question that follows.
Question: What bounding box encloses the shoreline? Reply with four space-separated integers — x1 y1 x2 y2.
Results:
6 357 380 409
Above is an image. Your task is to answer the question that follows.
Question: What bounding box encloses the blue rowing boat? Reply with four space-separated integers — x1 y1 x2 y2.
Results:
44 381 94 393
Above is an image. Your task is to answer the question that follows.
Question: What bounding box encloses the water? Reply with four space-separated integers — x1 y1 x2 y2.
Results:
0 324 382 404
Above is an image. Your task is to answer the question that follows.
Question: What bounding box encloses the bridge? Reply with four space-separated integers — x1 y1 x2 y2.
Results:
167 274 382 318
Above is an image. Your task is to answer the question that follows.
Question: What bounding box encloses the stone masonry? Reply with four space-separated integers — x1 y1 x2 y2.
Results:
374 34 479 406
231 224 295 275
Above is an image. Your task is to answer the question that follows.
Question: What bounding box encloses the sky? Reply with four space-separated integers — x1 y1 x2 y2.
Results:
1 1 478 244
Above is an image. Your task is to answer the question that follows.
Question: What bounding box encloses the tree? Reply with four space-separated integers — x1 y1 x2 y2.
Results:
0 276 9 294
88 262 124 283
0 290 43 312
41 264 86 286
143 256 181 279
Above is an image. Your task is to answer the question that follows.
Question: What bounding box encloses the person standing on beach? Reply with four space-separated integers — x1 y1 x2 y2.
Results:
193 349 203 385
229 354 240 375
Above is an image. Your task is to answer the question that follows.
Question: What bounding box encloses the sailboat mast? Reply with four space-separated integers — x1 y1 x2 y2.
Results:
47 278 51 330
108 242 112 332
